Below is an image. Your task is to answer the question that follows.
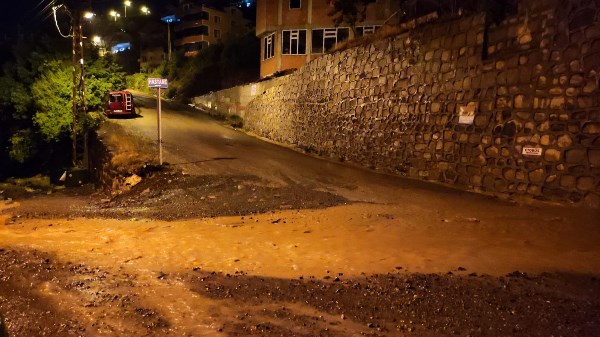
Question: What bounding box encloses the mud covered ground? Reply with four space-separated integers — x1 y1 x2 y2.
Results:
1 247 599 337
2 172 600 336
5 170 348 222
1 118 600 336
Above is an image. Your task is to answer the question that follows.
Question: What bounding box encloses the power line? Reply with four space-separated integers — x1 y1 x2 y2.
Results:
52 4 72 38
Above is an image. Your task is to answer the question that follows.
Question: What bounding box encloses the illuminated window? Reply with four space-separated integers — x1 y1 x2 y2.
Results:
282 30 306 55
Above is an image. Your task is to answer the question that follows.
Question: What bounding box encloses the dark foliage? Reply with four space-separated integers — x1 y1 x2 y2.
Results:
164 30 260 101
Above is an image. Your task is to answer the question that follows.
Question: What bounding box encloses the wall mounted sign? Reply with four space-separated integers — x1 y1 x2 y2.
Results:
458 102 477 124
522 147 543 156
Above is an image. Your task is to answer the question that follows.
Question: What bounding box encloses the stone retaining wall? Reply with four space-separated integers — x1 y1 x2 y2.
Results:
245 0 600 207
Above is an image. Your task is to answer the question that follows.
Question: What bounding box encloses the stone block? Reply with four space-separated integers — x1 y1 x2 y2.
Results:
529 169 545 183
583 193 600 208
474 115 490 127
590 150 600 167
527 184 542 195
507 69 520 85
565 148 586 163
503 168 516 180
583 80 597 94
544 148 561 162
514 94 530 109
566 87 579 97
545 174 557 184
540 134 553 146
469 134 480 144
578 96 594 108
583 122 600 135
570 74 584 86
444 142 455 153
577 176 597 191
485 146 499 156
560 175 576 188
557 134 573 148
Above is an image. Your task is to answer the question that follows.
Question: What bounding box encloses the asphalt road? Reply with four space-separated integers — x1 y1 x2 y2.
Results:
115 93 475 205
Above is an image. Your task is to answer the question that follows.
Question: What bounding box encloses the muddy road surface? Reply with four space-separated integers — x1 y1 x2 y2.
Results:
1 100 600 336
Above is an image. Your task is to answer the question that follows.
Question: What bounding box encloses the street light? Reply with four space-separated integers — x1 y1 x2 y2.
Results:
124 1 132 17
161 15 180 61
141 6 150 15
109 10 120 21
83 11 95 20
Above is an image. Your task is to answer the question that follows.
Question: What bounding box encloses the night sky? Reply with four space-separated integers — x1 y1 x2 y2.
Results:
0 0 177 36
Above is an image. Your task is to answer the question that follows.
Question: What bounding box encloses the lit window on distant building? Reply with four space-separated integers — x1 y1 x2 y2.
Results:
290 0 301 9
311 28 349 54
282 29 306 55
111 42 131 54
263 33 274 60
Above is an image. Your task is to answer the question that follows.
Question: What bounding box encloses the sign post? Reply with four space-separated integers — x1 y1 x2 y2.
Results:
147 78 169 165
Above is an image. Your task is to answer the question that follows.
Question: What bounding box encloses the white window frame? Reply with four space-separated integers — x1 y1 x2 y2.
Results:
263 33 275 60
356 25 381 36
311 27 350 54
289 0 301 9
282 29 307 55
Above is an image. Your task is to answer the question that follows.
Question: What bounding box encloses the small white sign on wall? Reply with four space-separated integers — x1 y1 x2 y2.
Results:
458 102 477 124
522 147 543 156
251 84 257 96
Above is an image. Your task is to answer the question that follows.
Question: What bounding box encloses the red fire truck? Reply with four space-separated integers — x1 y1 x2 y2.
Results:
105 91 136 117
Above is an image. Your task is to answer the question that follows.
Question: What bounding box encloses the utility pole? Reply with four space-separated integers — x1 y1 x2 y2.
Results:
79 13 89 168
71 10 79 167
67 3 89 168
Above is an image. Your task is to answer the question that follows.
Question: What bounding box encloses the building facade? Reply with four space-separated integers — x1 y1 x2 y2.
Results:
256 0 400 78
174 0 249 56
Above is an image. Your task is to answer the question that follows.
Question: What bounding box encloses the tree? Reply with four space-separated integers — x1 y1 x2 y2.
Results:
31 60 73 142
328 0 374 34
0 31 126 175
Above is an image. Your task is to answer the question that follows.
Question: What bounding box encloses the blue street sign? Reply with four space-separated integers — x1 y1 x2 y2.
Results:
148 78 168 89
161 15 180 23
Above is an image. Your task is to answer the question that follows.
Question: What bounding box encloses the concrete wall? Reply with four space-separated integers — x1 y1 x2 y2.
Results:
244 0 600 207
192 76 288 118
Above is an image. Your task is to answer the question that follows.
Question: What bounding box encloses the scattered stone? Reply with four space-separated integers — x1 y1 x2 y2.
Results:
124 174 142 187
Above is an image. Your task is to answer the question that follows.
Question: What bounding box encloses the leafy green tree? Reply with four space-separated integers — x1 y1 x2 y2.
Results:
85 55 127 110
9 129 36 163
31 60 73 142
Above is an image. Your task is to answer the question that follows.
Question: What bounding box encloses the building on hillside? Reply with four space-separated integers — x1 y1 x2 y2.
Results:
256 0 400 78
174 0 251 56
139 20 167 73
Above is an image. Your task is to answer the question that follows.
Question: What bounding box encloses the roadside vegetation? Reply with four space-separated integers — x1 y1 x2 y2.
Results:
127 30 260 103
0 34 126 180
